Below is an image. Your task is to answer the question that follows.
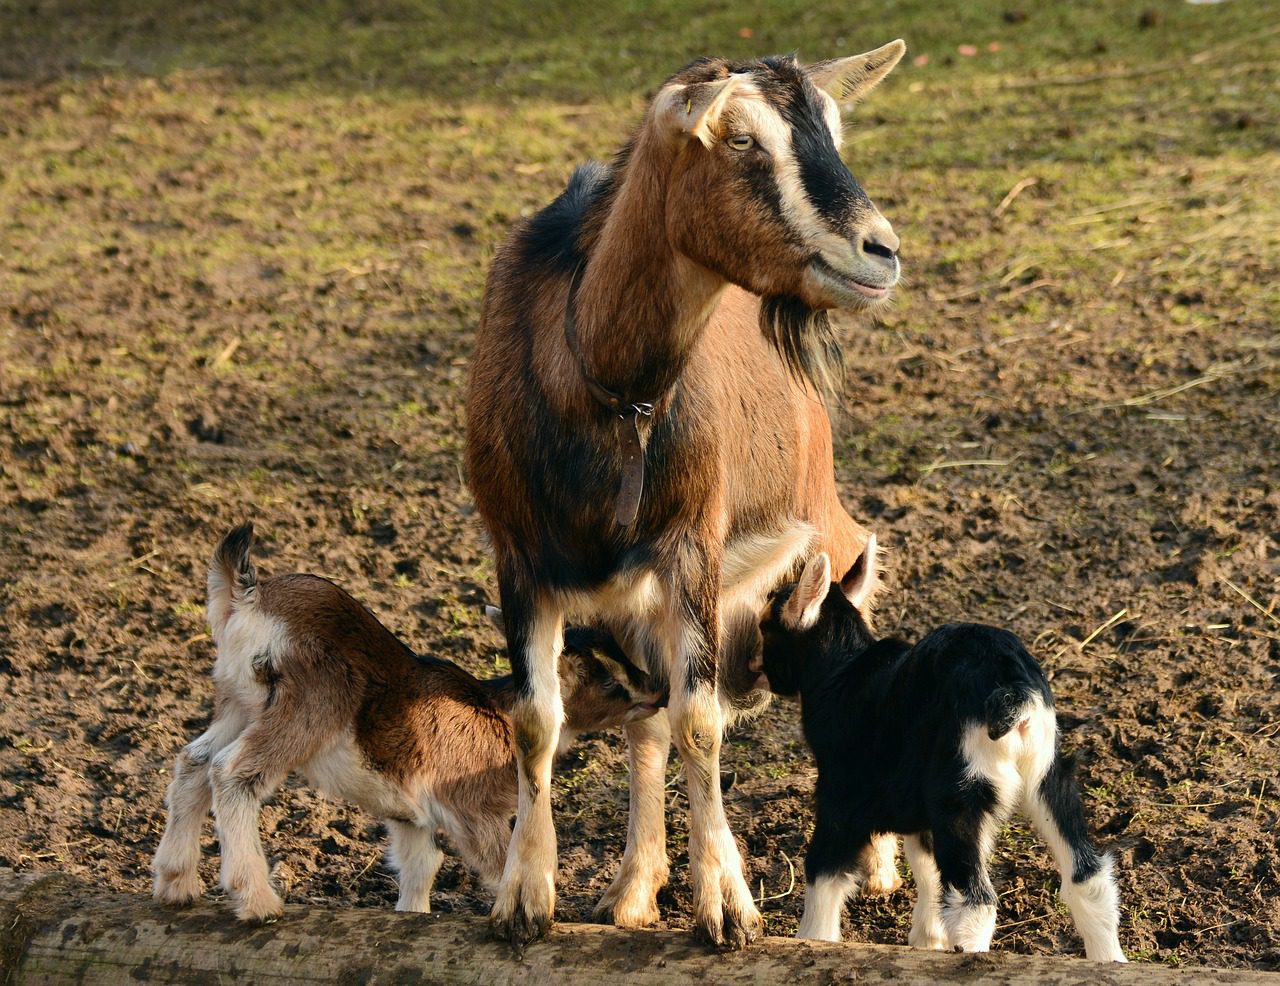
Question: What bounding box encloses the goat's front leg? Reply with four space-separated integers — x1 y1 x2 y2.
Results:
667 566 761 950
594 710 671 927
489 580 564 947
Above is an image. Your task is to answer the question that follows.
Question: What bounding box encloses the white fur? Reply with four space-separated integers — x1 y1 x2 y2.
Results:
594 712 672 927
797 872 857 941
1061 859 1127 962
210 608 287 710
903 835 948 950
839 533 878 611
491 601 564 935
387 821 443 913
721 521 817 608
1025 787 1127 962
941 886 997 952
209 736 284 922
960 696 1057 815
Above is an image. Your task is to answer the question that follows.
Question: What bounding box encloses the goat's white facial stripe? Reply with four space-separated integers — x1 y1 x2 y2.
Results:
820 90 845 148
723 93 831 249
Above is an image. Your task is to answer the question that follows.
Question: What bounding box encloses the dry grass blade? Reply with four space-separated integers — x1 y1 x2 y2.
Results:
1219 576 1280 629
754 852 797 904
919 457 1015 476
1076 355 1270 414
1078 608 1128 649
994 176 1039 217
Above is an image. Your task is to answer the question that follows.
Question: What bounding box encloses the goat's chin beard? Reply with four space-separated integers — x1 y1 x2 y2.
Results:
759 295 844 401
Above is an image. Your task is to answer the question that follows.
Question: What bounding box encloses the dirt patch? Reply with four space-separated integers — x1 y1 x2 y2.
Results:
1 28 1277 973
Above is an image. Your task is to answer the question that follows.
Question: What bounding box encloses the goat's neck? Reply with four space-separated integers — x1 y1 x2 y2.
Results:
575 131 725 401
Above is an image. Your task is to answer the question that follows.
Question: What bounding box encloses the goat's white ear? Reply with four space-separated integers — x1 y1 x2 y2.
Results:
782 552 832 631
655 73 746 148
806 40 906 104
839 534 878 609
483 604 505 634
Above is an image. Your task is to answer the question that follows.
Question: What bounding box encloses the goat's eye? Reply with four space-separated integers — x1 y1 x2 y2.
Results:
726 134 755 151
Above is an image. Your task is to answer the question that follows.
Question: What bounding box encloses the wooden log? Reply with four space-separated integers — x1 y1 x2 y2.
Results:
1 869 1274 986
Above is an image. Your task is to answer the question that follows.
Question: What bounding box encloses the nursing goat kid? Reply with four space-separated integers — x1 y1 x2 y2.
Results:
755 537 1126 961
467 42 908 948
152 524 663 922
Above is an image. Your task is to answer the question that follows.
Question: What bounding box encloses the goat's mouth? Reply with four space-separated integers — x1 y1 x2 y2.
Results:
809 256 895 305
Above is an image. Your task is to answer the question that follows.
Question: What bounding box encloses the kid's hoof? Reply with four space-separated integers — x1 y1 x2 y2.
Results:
233 887 284 924
152 870 202 906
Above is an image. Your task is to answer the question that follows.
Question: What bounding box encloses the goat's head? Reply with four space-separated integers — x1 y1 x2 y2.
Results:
650 43 905 384
752 535 880 696
559 625 668 731
487 607 668 730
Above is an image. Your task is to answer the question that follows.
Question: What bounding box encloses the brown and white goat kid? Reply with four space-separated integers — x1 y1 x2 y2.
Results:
152 524 663 922
754 538 1125 960
466 42 908 948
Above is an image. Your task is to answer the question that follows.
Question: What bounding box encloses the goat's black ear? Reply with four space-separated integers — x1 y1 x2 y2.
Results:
839 533 879 609
782 552 831 631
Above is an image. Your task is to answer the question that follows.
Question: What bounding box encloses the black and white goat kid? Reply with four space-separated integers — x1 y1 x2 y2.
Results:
754 536 1125 961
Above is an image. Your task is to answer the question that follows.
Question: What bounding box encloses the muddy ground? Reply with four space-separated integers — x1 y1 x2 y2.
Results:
1 2 1277 971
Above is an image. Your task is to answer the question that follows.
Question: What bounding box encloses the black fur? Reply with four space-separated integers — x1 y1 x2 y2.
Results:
758 296 842 398
515 161 612 274
213 522 258 595
760 582 1105 913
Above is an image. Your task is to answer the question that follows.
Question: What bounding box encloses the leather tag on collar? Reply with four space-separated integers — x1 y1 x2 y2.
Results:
615 406 651 527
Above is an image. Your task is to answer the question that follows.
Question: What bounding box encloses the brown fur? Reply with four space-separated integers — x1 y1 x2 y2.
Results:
465 50 904 946
151 526 661 921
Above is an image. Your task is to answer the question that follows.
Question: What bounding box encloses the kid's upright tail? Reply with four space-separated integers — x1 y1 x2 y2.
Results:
207 523 258 638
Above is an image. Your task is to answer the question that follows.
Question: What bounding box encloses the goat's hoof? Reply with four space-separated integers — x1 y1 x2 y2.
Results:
694 902 762 951
592 879 662 928
489 908 553 950
152 870 203 906
490 881 555 950
233 888 284 924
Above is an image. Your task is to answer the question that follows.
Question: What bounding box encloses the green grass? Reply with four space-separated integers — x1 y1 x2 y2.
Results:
8 0 1276 105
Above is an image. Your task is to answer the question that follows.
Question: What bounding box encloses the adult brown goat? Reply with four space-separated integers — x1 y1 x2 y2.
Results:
466 42 906 949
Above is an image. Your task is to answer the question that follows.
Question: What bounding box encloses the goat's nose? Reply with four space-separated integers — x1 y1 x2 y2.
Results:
859 217 900 268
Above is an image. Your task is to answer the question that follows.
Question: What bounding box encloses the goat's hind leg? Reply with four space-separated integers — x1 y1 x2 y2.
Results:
153 713 245 905
1025 755 1126 961
210 701 329 924
932 801 1000 953
594 710 671 928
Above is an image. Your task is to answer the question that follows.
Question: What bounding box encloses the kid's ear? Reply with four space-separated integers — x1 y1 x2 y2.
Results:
557 650 586 689
483 604 505 634
839 533 878 609
654 73 747 147
782 552 832 631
